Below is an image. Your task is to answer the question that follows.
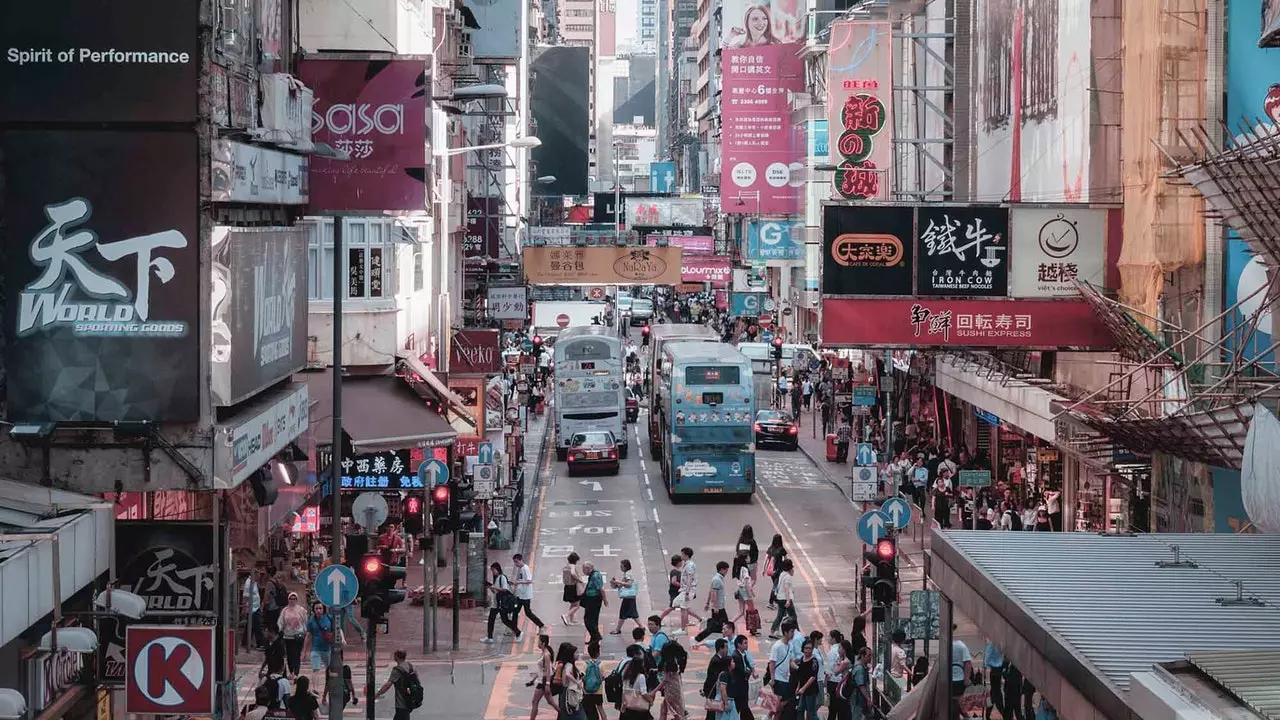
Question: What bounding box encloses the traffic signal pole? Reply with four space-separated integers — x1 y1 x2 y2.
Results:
366 623 377 720
452 527 461 650
328 219 346 720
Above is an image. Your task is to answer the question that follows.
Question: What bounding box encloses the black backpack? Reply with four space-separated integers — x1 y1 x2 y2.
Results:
271 580 289 610
605 661 626 706
1006 510 1023 531
396 667 425 709
661 639 688 674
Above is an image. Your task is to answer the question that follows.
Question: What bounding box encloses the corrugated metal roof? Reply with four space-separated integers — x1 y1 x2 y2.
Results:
937 532 1280 692
1187 650 1280 720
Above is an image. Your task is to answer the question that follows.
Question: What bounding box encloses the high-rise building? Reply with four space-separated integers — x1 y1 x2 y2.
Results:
637 0 658 53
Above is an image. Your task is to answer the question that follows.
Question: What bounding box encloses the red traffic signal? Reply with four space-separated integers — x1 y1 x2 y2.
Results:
406 497 422 514
360 554 383 578
432 485 450 505
875 538 896 560
641 325 651 336
532 335 543 346
771 336 784 348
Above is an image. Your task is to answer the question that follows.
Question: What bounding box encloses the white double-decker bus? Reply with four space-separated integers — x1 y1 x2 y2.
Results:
553 325 629 460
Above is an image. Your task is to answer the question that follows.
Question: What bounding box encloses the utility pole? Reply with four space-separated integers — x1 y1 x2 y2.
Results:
613 141 622 245
327 218 345 720
452 525 461 650
422 534 432 653
884 348 895 495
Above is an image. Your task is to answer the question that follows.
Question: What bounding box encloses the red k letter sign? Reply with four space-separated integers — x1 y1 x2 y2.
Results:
125 625 215 715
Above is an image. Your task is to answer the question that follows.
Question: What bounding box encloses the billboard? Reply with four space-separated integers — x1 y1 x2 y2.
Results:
461 0 521 61
464 197 502 259
1 130 200 422
449 329 501 374
646 232 714 254
681 257 732 286
298 57 429 213
719 0 806 214
0 0 199 123
827 21 893 201
1008 207 1108 297
650 162 678 193
210 227 309 407
488 287 528 320
822 205 914 296
625 197 706 227
522 247 683 285
730 292 770 317
745 220 804 262
99 522 218 684
532 47 590 196
821 299 1114 348
916 205 1009 297
1225 0 1280 365
593 191 654 225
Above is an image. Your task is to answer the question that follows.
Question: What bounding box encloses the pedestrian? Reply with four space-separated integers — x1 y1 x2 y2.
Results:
582 643 607 720
982 640 1006 720
766 622 798 710
659 548 703 632
530 634 555 720
554 642 587 720
825 634 849 720
255 655 291 710
950 629 974 720
736 525 759 582
848 617 867 657
768 559 797 638
807 631 827 709
763 535 787 610
889 630 910 699
301 602 335 702
241 566 264 650
729 560 757 634
850 647 873 720
512 553 547 632
820 400 832 436
661 554 683 617
482 562 523 644
277 592 307 678
562 552 585 626
835 418 852 463
288 676 321 720
933 468 954 529
610 558 642 635
262 566 287 639
580 561 608 645
802 377 813 410
375 649 421 720
791 639 821 720
728 635 757 720
703 639 736 720
260 626 287 680
1002 663 1025 720
695 561 731 642
620 648 656 720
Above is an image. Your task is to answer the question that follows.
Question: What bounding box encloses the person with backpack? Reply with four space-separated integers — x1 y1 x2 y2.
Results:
554 642 587 720
375 649 423 720
579 561 608 645
301 603 335 703
483 562 524 644
828 640 853 720
262 567 288 638
254 655 291 710
582 642 606 720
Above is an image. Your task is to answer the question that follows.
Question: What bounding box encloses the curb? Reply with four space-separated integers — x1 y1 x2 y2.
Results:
797 441 856 505
513 417 553 555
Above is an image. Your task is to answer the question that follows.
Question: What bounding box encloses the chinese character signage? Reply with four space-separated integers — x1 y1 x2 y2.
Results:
488 287 528 320
746 220 804 262
719 0 806 215
522 247 683 285
1008 207 1108 297
1 130 200 422
827 21 893 201
916 206 1009 297
464 197 501 259
820 298 1114 348
340 450 416 490
822 205 913 295
298 57 429 213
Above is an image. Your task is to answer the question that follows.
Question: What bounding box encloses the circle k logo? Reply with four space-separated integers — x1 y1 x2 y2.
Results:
134 636 206 707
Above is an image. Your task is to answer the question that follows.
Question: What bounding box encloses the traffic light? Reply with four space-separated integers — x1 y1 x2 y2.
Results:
531 335 544 358
862 536 898 606
641 324 651 346
403 495 424 536
355 552 407 621
431 483 451 535
771 335 784 360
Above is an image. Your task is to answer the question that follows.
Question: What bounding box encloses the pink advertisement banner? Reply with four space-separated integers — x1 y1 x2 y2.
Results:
719 44 805 215
827 21 893 201
681 256 732 286
647 234 714 254
298 57 429 213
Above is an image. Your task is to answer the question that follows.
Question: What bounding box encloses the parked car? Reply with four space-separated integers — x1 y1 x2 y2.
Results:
566 431 621 475
754 410 799 450
625 388 641 423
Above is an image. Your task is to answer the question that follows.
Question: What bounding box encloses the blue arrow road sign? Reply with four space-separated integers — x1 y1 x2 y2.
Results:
419 458 450 487
855 443 876 466
880 497 913 528
856 509 891 546
315 564 359 609
477 442 494 464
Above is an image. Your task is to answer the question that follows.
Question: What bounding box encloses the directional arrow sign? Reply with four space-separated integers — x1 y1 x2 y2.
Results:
314 564 358 609
579 480 602 492
477 442 494 465
419 458 449 487
880 497 913 528
856 509 891 546
855 443 877 466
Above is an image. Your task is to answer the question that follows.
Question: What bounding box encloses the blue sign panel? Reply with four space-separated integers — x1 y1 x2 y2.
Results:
974 408 1000 425
730 292 767 317
745 220 804 262
418 458 450 487
477 441 494 464
856 509 891 545
315 564 359 609
1224 0 1279 368
650 162 677 194
855 442 876 466
880 497 913 528
808 119 829 159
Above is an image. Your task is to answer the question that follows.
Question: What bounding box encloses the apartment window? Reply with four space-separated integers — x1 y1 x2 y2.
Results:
411 232 425 292
305 218 393 301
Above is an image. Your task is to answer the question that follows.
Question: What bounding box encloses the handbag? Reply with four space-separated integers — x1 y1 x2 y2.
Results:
622 687 651 712
618 574 638 599
758 686 781 714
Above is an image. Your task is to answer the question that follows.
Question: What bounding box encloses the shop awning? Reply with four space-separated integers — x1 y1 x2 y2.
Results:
0 480 112 649
935 354 1064 443
400 355 479 428
301 369 458 453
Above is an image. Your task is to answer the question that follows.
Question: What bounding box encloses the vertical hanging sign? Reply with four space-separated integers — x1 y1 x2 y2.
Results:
826 21 894 201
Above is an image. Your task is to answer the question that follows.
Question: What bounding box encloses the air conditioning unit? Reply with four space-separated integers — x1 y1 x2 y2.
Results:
259 73 315 150
459 42 474 58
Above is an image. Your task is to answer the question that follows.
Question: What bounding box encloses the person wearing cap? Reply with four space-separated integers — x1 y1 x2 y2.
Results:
277 592 308 678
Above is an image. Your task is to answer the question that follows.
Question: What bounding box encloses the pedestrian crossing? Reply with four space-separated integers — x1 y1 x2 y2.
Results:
232 659 388 717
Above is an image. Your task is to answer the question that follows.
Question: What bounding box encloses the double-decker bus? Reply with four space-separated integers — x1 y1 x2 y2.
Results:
554 326 629 461
647 324 722 458
656 343 756 500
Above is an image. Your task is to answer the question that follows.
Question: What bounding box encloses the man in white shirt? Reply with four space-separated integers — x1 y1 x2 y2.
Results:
767 621 799 705
951 629 973 706
672 547 703 633
695 561 731 642
509 553 545 631
241 568 263 650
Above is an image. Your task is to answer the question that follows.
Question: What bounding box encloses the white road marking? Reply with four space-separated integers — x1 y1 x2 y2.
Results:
758 486 829 587
652 508 661 524
647 487 654 501
630 501 652 616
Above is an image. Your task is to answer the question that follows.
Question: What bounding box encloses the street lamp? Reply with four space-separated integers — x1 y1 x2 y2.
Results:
536 175 557 184
446 84 508 101
436 136 541 158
